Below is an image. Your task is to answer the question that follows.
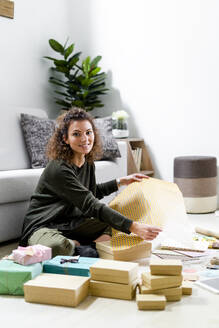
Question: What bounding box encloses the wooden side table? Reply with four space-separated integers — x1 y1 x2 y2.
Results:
117 138 154 176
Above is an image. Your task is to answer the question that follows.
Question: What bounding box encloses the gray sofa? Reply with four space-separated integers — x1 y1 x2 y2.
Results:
0 106 127 243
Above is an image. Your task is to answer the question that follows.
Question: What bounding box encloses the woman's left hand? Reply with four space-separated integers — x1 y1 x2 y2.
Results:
119 173 149 186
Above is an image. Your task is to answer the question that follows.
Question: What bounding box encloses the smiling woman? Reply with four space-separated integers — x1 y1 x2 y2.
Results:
19 107 162 258
63 120 95 167
46 108 103 165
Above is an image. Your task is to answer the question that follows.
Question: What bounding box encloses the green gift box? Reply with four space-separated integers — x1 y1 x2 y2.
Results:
0 260 42 296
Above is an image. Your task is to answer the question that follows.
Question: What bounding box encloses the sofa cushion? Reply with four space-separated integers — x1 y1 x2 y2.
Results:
0 106 48 171
20 113 55 169
20 113 120 169
0 169 44 204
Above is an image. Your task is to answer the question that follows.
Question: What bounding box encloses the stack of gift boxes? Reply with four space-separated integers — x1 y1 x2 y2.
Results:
137 258 192 310
0 245 193 309
89 259 139 300
0 245 51 296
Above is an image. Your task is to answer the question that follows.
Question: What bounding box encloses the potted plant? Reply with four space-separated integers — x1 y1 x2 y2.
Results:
44 38 108 112
112 110 129 138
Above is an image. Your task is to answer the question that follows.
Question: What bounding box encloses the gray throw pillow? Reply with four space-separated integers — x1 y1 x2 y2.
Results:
94 116 121 160
20 113 55 168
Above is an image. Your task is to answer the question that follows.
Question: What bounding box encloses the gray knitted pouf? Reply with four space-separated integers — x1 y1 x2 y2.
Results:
174 156 217 213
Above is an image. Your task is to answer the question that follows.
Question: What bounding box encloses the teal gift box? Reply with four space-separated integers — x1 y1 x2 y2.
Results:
43 256 99 277
0 260 42 296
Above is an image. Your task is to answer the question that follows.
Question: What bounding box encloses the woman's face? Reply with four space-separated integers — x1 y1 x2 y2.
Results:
64 120 94 156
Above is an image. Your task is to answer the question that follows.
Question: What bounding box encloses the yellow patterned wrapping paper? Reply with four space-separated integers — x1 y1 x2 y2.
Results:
109 178 186 250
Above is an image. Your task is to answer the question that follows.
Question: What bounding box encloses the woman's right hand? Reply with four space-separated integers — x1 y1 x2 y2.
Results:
129 222 162 241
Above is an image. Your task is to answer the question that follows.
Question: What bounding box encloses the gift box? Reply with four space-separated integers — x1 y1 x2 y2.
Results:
89 259 139 284
12 245 52 265
142 272 183 290
182 281 193 295
0 260 42 296
140 285 182 302
89 279 138 300
43 256 99 277
149 258 182 276
96 240 151 261
24 273 89 307
136 294 166 310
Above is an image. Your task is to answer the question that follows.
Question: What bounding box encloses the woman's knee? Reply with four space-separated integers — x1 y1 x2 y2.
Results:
28 228 74 257
49 239 73 257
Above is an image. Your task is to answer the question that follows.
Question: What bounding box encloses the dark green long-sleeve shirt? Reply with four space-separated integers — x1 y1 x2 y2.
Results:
19 159 132 246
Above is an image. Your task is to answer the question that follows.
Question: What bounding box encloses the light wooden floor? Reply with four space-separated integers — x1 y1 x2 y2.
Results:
0 240 18 259
0 214 219 328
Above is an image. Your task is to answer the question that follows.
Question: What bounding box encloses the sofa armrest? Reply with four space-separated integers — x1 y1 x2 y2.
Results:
114 140 128 177
95 141 127 184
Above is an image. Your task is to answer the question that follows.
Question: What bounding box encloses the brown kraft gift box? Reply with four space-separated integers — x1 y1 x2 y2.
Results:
89 259 139 284
136 294 166 310
140 285 182 301
149 259 182 276
90 279 138 300
142 272 183 290
96 240 151 261
24 273 89 307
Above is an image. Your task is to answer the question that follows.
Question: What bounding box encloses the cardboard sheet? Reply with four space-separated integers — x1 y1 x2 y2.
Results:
109 178 195 250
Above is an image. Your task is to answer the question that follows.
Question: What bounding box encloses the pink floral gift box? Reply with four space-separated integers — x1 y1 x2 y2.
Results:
12 245 52 265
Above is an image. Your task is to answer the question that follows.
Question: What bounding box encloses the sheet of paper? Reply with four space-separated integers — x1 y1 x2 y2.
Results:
109 178 195 250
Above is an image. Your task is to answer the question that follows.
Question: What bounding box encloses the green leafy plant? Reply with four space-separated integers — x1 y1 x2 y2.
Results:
44 38 108 111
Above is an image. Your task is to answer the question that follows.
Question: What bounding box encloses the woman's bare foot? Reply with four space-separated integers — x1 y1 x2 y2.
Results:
94 234 111 242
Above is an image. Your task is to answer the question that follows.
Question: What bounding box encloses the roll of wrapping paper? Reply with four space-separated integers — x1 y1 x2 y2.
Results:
195 226 219 239
210 257 219 265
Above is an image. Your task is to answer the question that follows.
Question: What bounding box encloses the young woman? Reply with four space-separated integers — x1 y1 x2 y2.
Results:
19 108 162 257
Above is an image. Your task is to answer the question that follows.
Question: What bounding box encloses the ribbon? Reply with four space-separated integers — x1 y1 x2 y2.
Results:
60 256 80 264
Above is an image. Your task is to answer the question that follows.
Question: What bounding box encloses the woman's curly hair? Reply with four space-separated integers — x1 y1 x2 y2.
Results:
46 107 103 164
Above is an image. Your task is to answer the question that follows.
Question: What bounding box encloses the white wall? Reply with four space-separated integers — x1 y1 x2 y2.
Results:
1 0 219 189
70 0 219 186
0 0 72 118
